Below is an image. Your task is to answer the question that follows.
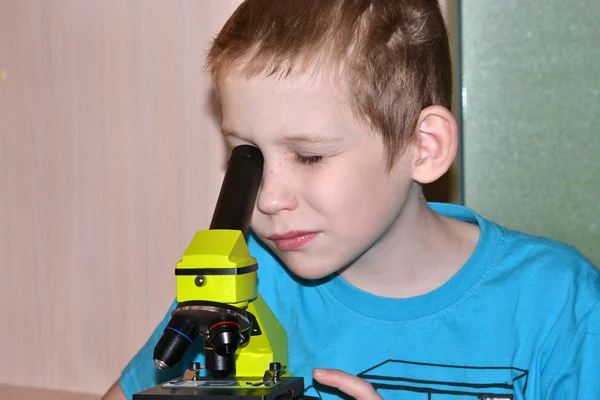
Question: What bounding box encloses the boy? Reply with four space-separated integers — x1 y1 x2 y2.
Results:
103 0 600 398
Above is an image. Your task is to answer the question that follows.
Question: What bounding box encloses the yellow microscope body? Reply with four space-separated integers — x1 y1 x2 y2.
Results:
174 229 287 377
134 145 312 399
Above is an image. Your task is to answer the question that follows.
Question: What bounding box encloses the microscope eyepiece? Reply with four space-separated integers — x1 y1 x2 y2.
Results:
153 315 199 371
209 144 264 235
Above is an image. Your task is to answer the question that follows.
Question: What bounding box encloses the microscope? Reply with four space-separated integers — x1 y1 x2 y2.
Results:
134 145 315 399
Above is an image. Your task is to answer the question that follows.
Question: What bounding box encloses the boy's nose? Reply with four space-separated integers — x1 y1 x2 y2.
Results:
256 167 298 215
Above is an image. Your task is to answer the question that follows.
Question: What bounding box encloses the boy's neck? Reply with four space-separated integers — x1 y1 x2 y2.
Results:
338 192 480 299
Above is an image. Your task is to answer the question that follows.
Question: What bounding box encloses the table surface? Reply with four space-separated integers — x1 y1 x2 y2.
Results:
0 384 101 400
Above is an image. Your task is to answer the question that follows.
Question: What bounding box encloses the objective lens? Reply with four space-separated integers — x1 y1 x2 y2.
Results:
153 315 199 370
209 319 242 356
205 349 236 379
205 318 242 378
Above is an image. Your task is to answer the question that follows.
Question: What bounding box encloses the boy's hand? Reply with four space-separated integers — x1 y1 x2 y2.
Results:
312 368 382 400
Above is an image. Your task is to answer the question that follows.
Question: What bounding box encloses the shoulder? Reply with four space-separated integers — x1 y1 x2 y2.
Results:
431 202 600 308
464 207 600 372
499 226 599 294
476 209 600 317
433 203 598 280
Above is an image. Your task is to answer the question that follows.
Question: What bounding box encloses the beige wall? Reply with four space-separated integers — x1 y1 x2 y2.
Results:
0 0 458 395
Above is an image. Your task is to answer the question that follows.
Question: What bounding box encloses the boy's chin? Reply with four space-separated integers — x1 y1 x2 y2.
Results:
282 259 341 281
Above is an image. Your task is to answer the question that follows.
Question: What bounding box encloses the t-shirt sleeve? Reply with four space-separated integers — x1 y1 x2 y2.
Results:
119 299 206 399
543 301 600 398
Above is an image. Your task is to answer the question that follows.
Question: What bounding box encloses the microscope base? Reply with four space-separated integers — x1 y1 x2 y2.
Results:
133 376 317 399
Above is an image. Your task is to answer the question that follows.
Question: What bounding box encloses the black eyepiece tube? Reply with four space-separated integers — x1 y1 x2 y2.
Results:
209 145 264 236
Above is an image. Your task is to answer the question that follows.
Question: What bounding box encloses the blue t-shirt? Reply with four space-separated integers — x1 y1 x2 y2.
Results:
121 203 600 399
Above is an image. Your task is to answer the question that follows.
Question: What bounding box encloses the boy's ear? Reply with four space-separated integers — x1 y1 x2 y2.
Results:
411 105 458 184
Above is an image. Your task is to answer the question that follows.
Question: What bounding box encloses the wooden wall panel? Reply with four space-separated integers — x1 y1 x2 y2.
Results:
0 0 243 394
0 0 457 394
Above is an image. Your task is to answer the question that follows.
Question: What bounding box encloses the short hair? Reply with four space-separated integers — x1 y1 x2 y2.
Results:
207 0 452 167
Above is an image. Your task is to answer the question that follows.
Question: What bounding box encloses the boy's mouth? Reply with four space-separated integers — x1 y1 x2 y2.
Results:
267 231 319 251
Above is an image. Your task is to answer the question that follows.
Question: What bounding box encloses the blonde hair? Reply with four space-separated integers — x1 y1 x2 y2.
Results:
207 0 452 167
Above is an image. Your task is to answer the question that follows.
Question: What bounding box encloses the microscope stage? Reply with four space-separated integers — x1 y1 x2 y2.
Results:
133 376 312 399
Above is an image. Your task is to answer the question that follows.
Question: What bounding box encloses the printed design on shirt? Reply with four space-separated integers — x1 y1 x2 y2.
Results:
305 359 528 399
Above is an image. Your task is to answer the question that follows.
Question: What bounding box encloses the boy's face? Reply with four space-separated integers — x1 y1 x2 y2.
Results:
219 72 418 280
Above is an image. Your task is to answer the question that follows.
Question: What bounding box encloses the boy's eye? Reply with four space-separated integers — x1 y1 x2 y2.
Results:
293 153 323 165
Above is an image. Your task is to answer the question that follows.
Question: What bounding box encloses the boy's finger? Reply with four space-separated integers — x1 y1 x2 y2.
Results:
312 368 382 400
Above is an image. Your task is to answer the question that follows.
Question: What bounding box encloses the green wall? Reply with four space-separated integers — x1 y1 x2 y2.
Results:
460 1 600 266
